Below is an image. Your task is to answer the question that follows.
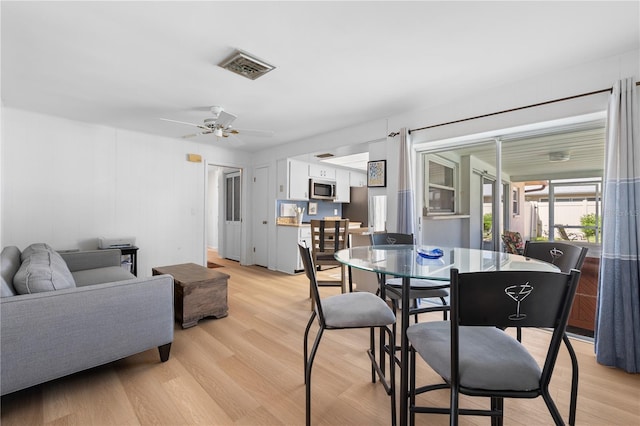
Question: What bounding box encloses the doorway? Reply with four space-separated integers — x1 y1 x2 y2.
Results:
206 164 242 262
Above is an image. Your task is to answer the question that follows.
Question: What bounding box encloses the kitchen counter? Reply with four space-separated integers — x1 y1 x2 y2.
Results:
275 219 364 274
276 217 361 228
277 222 310 227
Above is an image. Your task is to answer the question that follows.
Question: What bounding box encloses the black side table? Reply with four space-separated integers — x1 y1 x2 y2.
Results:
119 246 139 276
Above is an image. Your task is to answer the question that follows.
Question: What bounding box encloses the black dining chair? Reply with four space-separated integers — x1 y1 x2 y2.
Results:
298 243 397 426
523 241 588 274
370 233 449 323
521 240 588 425
407 267 581 426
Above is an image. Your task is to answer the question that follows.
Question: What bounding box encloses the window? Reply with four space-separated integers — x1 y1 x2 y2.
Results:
424 156 457 214
225 172 241 222
512 187 520 216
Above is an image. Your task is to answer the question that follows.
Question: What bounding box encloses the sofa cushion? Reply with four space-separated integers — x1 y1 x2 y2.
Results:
1 246 22 297
71 266 135 287
13 250 76 294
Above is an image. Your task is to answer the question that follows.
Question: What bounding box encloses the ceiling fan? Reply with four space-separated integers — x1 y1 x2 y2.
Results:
160 106 274 140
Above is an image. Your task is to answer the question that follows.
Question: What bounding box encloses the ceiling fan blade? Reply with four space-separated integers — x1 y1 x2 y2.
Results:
159 117 209 131
234 128 275 137
215 110 237 128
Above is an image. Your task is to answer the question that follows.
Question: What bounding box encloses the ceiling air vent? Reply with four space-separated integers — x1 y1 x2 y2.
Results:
218 50 275 80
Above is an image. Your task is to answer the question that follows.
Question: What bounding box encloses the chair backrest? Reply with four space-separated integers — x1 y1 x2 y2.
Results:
450 267 581 385
310 219 349 257
501 231 524 254
298 243 326 326
523 241 588 273
370 232 414 246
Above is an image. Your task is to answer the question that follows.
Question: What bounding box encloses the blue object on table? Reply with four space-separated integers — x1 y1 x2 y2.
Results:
417 248 444 259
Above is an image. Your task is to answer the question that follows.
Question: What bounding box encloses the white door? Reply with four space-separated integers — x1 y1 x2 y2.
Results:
224 171 242 261
253 166 269 267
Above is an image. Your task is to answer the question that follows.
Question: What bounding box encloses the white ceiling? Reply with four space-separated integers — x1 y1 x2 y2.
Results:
2 2 639 152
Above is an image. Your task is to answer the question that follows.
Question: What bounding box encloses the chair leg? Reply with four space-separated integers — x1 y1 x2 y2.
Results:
541 387 564 426
450 383 459 426
491 397 503 426
409 346 416 426
303 312 316 384
384 325 396 426
370 327 376 383
440 297 448 320
370 325 396 426
306 326 325 426
563 333 579 426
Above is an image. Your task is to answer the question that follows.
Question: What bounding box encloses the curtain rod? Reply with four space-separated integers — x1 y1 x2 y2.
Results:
408 81 640 134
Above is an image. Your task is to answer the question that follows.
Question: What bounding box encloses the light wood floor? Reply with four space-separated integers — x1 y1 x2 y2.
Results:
2 253 639 425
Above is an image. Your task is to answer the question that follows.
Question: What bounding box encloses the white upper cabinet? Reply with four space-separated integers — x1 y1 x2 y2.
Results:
277 158 310 200
350 171 367 187
289 159 310 200
308 163 336 180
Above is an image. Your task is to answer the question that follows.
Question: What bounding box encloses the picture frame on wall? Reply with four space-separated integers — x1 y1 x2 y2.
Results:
367 160 387 187
308 202 318 215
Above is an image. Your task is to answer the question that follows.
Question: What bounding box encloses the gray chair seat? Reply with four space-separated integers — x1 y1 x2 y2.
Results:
322 292 396 328
407 321 541 391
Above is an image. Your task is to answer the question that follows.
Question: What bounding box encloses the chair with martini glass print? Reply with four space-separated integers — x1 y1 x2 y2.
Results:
520 240 588 425
407 267 581 425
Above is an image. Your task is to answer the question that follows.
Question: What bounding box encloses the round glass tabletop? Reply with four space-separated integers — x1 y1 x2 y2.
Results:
335 245 559 281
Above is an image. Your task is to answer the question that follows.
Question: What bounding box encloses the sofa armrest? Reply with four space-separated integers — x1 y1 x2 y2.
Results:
1 275 174 395
60 249 121 272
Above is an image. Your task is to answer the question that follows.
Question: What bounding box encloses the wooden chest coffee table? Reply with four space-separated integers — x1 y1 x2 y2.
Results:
152 263 229 328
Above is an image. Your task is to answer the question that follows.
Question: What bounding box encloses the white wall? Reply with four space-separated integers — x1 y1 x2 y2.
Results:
1 108 249 276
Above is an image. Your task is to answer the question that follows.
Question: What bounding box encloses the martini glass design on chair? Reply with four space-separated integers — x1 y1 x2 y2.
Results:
505 282 533 320
549 247 564 264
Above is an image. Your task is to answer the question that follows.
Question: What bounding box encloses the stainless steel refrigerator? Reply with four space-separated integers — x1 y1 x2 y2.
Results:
342 186 368 228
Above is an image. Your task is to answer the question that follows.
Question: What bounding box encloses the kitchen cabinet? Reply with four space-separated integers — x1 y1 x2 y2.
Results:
308 163 336 180
334 168 351 203
350 171 367 187
277 158 309 200
276 224 311 274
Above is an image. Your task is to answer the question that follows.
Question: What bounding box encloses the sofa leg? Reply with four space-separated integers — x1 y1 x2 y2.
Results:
158 343 172 362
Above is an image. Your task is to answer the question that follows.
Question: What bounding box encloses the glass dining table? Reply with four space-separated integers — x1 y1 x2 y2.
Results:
334 244 560 426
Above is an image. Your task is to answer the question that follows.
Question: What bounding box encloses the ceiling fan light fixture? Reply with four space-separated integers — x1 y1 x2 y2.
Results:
549 152 571 162
213 128 223 138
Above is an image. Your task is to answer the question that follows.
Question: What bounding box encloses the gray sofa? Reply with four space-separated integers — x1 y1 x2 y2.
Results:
1 243 174 395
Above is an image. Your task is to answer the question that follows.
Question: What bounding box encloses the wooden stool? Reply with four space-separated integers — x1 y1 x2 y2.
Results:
152 263 229 328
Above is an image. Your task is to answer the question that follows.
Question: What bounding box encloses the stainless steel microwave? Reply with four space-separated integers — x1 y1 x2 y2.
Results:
309 179 336 200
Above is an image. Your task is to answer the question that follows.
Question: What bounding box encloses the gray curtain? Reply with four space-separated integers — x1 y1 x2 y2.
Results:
397 128 415 235
594 77 640 373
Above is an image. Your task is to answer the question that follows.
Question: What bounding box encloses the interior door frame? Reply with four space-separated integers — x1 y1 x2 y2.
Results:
251 165 270 267
204 161 243 265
